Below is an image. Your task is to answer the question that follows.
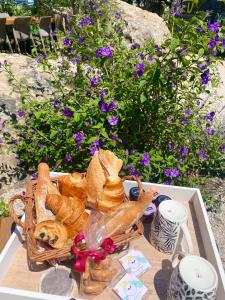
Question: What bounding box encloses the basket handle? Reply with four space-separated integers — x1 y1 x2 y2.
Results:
8 195 27 231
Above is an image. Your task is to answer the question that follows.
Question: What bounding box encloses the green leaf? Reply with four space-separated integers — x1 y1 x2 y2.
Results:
139 80 147 88
198 48 204 57
171 38 180 50
34 111 42 118
140 93 147 103
74 113 80 122
87 136 99 143
101 128 109 139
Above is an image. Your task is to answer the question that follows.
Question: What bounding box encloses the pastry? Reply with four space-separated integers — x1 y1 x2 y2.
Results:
90 268 117 282
86 150 125 211
46 194 89 237
102 188 154 236
34 220 69 249
58 172 87 199
34 163 60 223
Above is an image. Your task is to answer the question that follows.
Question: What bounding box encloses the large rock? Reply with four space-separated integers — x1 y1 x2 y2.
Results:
0 54 53 193
0 53 52 114
115 0 170 46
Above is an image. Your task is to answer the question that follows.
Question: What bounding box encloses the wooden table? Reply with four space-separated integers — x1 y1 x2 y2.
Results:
5 17 55 26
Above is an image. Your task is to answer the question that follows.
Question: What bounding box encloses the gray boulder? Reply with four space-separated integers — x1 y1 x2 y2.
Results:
115 0 170 46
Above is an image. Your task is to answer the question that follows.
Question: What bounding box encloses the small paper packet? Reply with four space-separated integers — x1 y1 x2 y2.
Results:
113 272 148 300
119 249 151 277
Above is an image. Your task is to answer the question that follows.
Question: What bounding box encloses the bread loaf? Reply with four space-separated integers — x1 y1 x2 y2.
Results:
46 194 89 237
34 163 60 223
34 220 69 249
86 150 125 211
58 172 87 199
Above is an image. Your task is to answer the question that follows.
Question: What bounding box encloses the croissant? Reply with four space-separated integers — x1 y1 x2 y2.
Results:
58 172 87 199
102 188 154 237
34 220 70 249
86 150 125 211
35 163 61 223
46 194 89 238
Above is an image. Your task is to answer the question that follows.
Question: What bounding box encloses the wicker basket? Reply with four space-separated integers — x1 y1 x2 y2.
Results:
9 175 144 262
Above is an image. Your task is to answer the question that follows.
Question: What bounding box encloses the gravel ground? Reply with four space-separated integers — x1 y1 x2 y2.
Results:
204 178 225 271
208 201 225 270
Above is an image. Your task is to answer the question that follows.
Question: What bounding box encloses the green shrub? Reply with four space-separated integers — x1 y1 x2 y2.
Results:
1 0 225 185
0 200 9 218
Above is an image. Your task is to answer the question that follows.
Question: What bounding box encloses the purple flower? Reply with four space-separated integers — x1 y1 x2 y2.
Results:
131 43 140 50
176 46 188 54
172 60 177 69
222 39 225 49
78 17 94 28
197 62 207 71
75 132 83 145
86 89 92 97
38 143 44 148
199 149 207 161
77 55 82 62
185 108 192 116
207 111 215 122
13 139 18 145
90 139 103 156
180 118 189 125
100 89 108 99
32 173 38 180
180 147 189 155
212 50 217 57
197 26 204 33
128 165 141 177
17 109 24 118
109 132 118 141
95 47 112 59
78 36 86 44
71 58 76 65
139 152 150 167
98 99 116 113
221 145 225 153
201 71 210 85
133 63 145 78
207 21 220 33
166 117 171 123
208 38 217 49
147 56 154 62
62 108 74 118
54 99 61 109
168 142 174 150
139 53 145 60
115 12 121 19
165 168 180 178
164 179 171 185
170 0 182 16
86 119 93 126
37 54 43 63
107 116 119 126
0 137 3 145
155 45 161 54
66 153 73 163
90 76 100 87
63 37 73 47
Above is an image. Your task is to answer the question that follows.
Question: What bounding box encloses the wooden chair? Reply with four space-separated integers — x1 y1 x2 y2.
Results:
54 14 66 34
0 17 13 53
13 16 35 53
39 16 53 52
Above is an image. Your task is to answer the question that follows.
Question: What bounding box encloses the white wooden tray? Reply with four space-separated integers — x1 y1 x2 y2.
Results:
0 176 224 300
